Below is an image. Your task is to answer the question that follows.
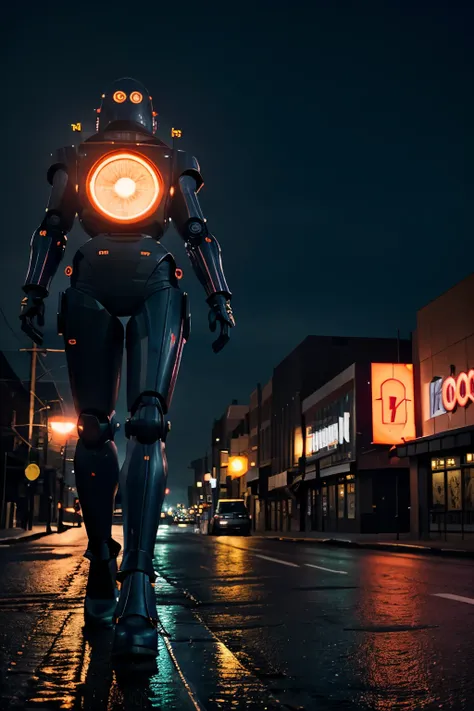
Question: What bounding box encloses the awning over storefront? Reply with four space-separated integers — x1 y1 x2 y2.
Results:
395 424 474 459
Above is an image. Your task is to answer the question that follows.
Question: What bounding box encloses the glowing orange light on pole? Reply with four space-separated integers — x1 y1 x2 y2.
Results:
228 456 248 478
49 417 76 437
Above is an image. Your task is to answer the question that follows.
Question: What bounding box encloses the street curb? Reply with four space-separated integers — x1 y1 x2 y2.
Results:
253 536 474 560
0 525 74 546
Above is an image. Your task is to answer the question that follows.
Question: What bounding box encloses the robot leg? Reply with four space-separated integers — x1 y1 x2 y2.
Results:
113 286 188 659
60 287 124 626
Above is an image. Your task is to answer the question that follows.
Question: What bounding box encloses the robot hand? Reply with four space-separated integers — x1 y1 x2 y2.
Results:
20 288 46 345
207 293 235 353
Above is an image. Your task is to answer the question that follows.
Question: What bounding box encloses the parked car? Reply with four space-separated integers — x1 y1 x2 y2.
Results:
209 499 251 536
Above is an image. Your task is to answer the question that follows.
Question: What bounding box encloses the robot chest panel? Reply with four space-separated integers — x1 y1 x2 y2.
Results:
76 142 173 235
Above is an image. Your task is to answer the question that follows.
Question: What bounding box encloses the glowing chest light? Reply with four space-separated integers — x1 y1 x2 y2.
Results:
86 152 162 223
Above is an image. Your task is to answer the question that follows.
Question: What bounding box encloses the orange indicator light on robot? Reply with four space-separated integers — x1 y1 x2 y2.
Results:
205 237 212 243
65 266 73 276
140 251 151 256
113 91 126 103
86 152 162 223
130 91 143 103
170 186 175 196
98 250 109 255
68 339 76 345
39 230 47 236
175 268 183 279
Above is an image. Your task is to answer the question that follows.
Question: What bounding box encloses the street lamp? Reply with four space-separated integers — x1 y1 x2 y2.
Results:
49 416 77 532
49 417 76 436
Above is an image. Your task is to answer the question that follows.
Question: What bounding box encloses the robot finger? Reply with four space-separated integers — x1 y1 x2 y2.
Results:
208 309 217 333
21 317 43 345
212 322 230 353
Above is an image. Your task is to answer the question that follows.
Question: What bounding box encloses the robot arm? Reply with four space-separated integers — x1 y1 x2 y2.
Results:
170 154 231 300
21 148 76 343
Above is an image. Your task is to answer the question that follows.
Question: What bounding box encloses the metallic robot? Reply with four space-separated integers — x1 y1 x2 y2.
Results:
19 78 235 659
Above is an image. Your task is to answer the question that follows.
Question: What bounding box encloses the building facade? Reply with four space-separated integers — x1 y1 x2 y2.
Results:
266 336 412 533
302 362 413 534
396 273 474 538
211 401 249 499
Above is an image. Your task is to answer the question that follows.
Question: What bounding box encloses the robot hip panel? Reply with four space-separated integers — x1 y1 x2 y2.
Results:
71 235 178 317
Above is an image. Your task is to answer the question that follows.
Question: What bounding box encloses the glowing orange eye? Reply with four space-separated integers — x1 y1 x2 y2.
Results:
113 91 127 103
65 266 73 276
130 91 143 104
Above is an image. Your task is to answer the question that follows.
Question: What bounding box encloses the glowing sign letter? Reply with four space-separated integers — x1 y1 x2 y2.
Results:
71 123 82 132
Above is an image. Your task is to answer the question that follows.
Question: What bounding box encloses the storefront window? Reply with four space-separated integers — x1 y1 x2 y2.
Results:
337 484 345 518
464 469 474 510
432 471 445 507
347 482 355 519
446 470 461 511
322 487 328 516
329 486 335 513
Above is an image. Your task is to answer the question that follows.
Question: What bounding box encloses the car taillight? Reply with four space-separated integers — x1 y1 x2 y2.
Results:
214 514 220 519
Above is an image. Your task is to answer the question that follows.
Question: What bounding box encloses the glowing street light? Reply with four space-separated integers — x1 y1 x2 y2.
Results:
228 456 248 478
196 481 203 488
49 416 76 436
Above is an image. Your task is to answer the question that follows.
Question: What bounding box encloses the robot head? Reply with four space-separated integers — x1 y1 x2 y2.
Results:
97 78 157 134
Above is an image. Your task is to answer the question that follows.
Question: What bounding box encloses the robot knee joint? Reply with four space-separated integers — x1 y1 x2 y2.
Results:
77 410 118 448
124 394 170 445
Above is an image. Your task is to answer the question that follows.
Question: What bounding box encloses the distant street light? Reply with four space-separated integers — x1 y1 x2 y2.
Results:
49 417 76 436
196 481 203 488
228 456 248 477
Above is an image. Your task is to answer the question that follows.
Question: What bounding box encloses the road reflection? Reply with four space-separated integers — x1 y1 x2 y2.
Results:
350 554 436 710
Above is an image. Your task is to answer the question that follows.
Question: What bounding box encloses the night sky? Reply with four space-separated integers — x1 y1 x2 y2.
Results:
1 1 473 503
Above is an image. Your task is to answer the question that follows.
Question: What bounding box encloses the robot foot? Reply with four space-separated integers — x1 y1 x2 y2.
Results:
112 572 158 659
84 542 121 628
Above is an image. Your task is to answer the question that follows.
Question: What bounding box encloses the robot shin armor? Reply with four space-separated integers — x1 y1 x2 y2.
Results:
118 396 168 583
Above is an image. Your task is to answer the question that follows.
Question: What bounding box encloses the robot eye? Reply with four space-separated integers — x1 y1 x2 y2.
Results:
130 91 143 104
113 91 127 103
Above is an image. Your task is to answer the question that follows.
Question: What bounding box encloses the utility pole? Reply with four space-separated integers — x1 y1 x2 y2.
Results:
20 348 66 448
27 345 38 447
19 346 66 530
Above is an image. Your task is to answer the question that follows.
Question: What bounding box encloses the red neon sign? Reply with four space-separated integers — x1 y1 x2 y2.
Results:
442 370 474 411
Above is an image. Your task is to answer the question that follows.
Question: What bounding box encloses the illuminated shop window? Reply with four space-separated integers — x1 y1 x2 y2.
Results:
464 469 474 510
347 482 356 519
337 484 345 518
447 470 461 511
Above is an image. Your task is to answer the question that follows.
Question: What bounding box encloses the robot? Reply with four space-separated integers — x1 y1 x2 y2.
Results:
19 78 235 659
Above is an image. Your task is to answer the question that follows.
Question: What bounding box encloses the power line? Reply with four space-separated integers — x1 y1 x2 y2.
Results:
0 306 25 346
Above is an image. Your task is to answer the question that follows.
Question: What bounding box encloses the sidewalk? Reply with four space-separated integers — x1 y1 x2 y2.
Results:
254 530 474 559
0 524 73 545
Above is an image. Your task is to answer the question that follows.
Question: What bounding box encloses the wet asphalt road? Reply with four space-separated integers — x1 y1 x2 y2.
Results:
0 526 473 710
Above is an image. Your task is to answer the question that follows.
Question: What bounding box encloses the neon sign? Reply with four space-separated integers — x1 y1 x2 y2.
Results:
310 412 350 454
441 370 474 412
371 363 416 444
